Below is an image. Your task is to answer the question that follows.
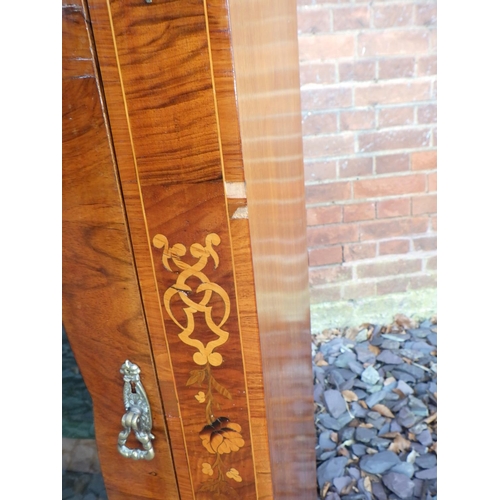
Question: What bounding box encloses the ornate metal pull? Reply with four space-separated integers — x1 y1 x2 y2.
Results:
117 360 155 460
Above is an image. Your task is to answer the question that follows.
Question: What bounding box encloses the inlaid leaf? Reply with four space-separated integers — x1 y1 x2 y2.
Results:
211 376 232 400
186 370 204 386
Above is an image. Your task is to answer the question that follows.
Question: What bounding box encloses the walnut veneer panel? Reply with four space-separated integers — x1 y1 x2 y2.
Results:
85 0 261 498
62 2 180 499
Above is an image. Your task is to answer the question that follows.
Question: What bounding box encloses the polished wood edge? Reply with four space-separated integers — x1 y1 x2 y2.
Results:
227 0 317 498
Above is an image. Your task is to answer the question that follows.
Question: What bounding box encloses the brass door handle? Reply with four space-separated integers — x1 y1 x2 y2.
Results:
117 360 155 460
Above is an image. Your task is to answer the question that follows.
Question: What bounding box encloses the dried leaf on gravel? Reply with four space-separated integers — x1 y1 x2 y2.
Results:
342 390 358 402
430 441 437 453
345 327 359 340
372 404 395 418
425 412 437 424
330 432 339 443
392 388 406 399
388 433 412 454
359 400 368 409
314 352 329 367
358 422 373 428
321 481 331 499
368 344 380 356
408 432 416 441
341 481 354 495
363 476 372 493
393 314 418 330
337 447 350 457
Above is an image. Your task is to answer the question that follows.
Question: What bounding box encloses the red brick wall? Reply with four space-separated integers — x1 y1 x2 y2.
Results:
297 0 437 306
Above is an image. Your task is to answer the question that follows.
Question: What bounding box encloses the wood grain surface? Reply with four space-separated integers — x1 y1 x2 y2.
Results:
62 2 180 498
85 0 260 497
76 0 316 498
228 0 318 498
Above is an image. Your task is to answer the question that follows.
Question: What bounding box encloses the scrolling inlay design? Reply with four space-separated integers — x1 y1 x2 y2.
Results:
153 233 245 495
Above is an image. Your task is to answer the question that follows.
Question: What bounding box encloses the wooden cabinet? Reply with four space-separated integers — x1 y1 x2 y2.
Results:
62 0 316 498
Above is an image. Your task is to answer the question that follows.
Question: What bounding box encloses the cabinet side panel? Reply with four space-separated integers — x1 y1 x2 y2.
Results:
227 0 317 498
62 2 180 499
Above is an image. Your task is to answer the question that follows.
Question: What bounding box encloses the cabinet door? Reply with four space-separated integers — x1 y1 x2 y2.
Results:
63 0 317 499
62 2 180 498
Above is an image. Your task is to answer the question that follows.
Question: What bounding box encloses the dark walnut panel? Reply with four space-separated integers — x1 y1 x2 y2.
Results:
62 2 180 499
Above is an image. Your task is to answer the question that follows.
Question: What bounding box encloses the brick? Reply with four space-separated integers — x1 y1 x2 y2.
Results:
357 258 422 279
339 60 376 82
339 157 373 178
412 194 437 215
375 153 410 174
309 264 353 286
307 205 343 226
417 55 437 76
344 202 376 222
416 4 437 26
378 57 415 79
428 172 437 191
373 4 413 28
307 223 358 247
413 236 437 252
304 160 337 183
299 34 356 61
333 6 370 30
310 285 342 305
429 29 437 51
431 80 437 100
343 282 377 300
432 127 437 147
300 62 336 85
340 109 375 131
377 276 410 295
306 181 351 204
354 173 426 199
379 239 410 256
431 215 437 231
377 198 411 218
303 134 355 158
426 255 437 271
297 8 331 34
378 106 414 128
355 81 431 107
358 30 430 57
301 87 352 111
408 273 437 290
359 217 428 241
411 150 437 171
302 112 338 136
344 242 376 262
417 104 437 124
358 128 431 153
308 246 343 267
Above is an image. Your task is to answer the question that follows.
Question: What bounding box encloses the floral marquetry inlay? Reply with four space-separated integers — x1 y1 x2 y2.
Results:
153 233 246 496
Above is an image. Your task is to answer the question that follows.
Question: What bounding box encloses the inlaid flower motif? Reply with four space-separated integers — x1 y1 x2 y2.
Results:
226 468 242 482
195 391 206 403
199 417 245 455
201 462 213 476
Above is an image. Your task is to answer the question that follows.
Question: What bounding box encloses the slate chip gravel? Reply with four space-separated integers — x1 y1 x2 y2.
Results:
312 316 437 500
